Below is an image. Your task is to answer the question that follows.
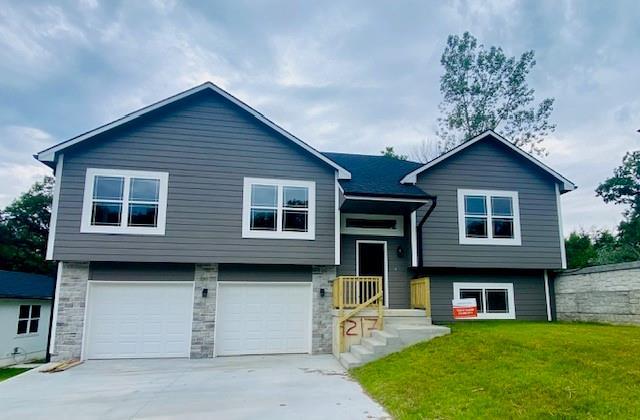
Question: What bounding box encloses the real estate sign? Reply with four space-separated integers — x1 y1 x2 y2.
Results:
452 298 478 319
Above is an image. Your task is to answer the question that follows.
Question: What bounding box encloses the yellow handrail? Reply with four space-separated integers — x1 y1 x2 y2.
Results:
332 276 384 353
410 277 431 316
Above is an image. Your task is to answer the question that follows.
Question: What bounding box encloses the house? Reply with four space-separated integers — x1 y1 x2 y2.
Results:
0 270 54 367
35 82 575 364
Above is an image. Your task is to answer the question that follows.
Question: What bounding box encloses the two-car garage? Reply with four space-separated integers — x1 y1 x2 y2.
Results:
82 264 313 360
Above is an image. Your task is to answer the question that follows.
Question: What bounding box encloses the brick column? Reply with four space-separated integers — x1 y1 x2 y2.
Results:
312 265 336 353
190 263 218 358
52 261 89 361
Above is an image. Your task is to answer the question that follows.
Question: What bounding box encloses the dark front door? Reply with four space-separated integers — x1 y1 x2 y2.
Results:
357 242 386 304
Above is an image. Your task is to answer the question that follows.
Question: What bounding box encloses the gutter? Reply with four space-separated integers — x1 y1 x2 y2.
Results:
417 196 437 267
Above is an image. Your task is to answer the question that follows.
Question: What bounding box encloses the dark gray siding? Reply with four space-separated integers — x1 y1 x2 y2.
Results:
416 138 563 269
89 262 195 281
54 91 336 264
337 220 413 309
429 268 548 323
218 264 311 282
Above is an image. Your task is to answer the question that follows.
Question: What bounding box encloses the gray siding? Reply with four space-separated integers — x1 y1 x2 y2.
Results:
416 138 563 269
338 221 413 309
54 90 336 265
89 262 195 281
429 269 548 323
218 264 311 282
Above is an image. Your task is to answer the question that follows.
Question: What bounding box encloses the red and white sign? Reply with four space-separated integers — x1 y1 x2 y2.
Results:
452 298 478 319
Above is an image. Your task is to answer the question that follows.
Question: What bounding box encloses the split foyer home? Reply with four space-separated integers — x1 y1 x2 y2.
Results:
36 82 575 366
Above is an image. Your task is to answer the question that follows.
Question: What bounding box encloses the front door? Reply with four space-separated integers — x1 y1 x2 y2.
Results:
357 241 387 305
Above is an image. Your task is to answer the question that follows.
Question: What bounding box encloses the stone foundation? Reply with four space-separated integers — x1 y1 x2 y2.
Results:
312 265 336 353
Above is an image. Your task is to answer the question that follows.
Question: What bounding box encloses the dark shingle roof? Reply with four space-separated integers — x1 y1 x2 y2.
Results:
0 270 55 300
322 152 430 198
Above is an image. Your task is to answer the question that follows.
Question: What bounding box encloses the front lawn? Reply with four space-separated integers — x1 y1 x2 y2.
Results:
352 322 640 419
0 367 30 382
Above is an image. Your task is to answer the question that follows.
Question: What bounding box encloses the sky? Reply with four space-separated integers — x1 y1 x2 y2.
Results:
1 0 638 235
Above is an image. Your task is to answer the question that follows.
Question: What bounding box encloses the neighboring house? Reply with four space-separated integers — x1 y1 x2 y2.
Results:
0 271 54 367
35 82 575 362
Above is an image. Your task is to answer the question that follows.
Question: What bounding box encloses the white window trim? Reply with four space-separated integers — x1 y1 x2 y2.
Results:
340 213 404 237
457 189 522 246
80 168 169 235
242 177 316 240
453 282 516 320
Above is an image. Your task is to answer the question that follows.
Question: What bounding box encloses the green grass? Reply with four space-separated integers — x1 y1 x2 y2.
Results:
352 322 640 419
0 367 30 382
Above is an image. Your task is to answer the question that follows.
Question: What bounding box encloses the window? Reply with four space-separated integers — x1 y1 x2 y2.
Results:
340 214 404 237
242 177 315 239
17 304 41 335
81 169 168 235
453 283 516 319
457 189 521 245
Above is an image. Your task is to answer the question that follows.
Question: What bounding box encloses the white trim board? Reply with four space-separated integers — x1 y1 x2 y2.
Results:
400 130 576 192
46 153 63 260
355 240 390 307
36 82 351 180
341 213 404 237
556 183 567 269
453 282 516 320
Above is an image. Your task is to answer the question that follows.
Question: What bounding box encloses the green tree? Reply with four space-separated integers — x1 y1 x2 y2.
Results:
0 176 55 275
437 31 555 156
596 150 640 256
381 146 408 160
565 231 596 269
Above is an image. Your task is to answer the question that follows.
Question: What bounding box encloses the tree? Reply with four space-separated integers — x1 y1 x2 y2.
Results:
596 150 640 254
565 231 596 269
380 146 408 160
0 176 55 275
410 138 446 163
437 31 556 156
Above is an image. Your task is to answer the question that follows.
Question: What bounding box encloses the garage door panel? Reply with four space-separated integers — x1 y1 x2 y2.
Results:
216 283 311 356
86 282 194 359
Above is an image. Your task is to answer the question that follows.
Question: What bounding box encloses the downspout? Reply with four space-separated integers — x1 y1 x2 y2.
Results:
417 196 437 268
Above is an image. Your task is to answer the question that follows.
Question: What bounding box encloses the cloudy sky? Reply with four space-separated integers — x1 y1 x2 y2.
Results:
1 0 638 235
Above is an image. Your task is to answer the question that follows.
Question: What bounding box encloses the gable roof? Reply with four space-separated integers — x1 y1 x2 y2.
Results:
323 152 431 199
400 130 577 193
36 82 351 180
0 270 55 300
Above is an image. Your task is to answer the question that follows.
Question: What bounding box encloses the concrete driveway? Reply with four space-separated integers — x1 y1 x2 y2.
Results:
0 355 388 420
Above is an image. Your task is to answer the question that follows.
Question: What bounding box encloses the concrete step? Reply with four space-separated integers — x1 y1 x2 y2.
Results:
360 337 387 354
350 344 375 362
371 329 402 346
339 352 363 369
387 325 451 346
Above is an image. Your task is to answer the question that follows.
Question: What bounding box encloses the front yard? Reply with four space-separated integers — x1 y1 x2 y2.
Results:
352 321 640 419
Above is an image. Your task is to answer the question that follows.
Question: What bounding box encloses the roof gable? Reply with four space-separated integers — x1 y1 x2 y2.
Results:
400 130 576 193
36 82 351 180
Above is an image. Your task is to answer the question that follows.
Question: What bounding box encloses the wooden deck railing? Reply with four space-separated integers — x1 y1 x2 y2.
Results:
410 277 431 316
332 276 384 353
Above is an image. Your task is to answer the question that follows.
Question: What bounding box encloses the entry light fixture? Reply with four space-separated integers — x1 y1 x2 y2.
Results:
202 288 208 298
397 246 404 258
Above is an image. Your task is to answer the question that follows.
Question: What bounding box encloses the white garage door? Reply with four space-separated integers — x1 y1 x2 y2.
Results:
85 282 194 359
215 283 312 356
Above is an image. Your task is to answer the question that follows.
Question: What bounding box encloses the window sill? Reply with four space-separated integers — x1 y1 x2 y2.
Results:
459 237 522 246
15 333 39 339
80 225 166 235
242 230 315 240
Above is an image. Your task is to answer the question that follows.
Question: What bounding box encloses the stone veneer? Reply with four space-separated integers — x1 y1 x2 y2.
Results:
190 263 218 358
52 261 89 361
312 265 336 353
555 261 640 324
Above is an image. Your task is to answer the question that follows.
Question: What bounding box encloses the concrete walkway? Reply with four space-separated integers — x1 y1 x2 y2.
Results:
0 355 388 420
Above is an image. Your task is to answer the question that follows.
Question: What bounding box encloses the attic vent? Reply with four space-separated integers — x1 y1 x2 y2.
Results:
340 213 404 237
345 218 397 230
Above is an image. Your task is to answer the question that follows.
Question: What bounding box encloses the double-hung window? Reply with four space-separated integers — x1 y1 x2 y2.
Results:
453 282 516 319
81 168 169 235
242 177 315 240
457 189 521 245
17 304 41 335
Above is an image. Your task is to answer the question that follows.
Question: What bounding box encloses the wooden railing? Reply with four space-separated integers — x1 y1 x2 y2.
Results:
410 277 431 316
332 276 384 353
